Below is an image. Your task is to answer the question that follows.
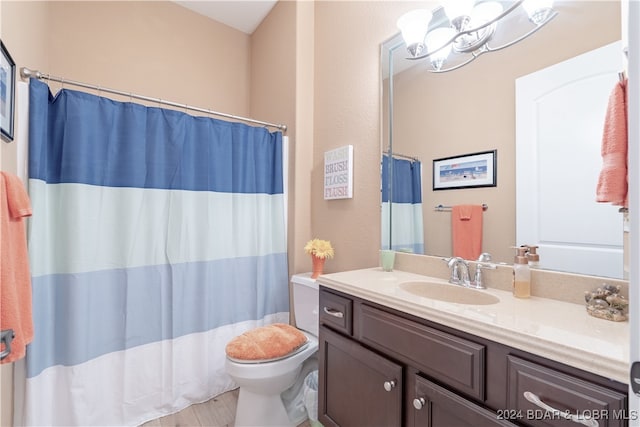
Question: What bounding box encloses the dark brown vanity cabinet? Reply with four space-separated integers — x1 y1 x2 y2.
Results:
318 286 628 427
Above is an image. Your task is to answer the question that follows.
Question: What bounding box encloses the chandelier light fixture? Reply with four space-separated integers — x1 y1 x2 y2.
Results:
396 0 557 73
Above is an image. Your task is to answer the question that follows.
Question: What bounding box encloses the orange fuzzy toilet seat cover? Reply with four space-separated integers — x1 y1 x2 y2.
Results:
225 323 308 361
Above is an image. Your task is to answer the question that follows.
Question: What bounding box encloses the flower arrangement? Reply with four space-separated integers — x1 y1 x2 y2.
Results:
304 238 335 260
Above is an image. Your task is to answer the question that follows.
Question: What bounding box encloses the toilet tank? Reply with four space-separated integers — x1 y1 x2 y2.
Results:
291 273 319 337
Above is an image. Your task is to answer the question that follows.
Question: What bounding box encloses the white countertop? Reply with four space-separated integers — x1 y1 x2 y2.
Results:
317 268 629 384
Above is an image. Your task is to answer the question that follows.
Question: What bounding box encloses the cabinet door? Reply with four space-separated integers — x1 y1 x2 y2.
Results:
319 325 402 427
411 374 516 427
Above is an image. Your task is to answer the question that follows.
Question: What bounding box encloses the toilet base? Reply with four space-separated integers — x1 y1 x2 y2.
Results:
234 387 293 427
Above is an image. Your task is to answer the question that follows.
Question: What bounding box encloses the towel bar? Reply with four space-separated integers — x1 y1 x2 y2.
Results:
0 329 15 361
435 204 488 212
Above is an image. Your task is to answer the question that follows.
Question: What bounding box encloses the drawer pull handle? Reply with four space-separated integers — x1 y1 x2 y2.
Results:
323 307 344 318
523 392 599 427
413 397 426 410
383 380 396 392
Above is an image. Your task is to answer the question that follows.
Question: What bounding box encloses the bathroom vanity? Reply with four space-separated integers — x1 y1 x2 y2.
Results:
317 268 629 427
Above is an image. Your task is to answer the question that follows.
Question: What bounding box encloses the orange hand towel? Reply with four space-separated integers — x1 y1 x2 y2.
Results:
451 204 483 260
596 78 628 207
0 172 34 363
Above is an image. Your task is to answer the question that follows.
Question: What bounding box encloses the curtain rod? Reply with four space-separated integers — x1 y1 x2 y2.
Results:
20 67 287 132
384 149 419 162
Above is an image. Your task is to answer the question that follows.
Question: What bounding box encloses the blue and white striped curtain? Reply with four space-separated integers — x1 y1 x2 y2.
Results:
22 79 289 426
381 155 424 254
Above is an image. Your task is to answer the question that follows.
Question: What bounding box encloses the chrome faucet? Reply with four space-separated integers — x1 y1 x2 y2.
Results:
446 257 471 286
444 253 496 289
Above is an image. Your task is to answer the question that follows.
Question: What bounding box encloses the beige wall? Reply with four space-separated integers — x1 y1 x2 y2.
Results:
292 1 315 275
0 0 51 175
47 1 251 114
249 0 313 276
311 1 411 274
391 1 620 264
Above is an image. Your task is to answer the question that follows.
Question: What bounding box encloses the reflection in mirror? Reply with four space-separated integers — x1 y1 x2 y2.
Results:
381 153 424 253
516 40 625 279
381 1 623 278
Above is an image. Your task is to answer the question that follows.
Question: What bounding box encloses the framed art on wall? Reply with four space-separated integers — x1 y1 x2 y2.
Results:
433 150 497 190
324 145 354 200
1 40 16 142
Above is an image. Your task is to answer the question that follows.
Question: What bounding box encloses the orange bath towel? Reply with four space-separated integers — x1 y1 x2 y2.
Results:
451 204 483 260
596 78 628 207
0 172 34 363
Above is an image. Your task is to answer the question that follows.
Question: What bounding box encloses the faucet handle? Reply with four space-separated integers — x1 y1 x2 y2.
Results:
472 257 496 289
477 253 492 262
477 262 497 270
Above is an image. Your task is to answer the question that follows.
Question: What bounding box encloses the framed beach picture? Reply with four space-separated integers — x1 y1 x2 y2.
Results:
0 40 15 142
433 150 497 190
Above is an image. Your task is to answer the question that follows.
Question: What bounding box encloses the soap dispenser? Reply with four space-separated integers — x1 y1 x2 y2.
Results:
513 247 531 298
525 245 540 267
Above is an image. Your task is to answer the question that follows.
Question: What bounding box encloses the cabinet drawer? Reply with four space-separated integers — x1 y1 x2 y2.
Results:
507 355 628 427
412 374 516 427
358 304 485 401
319 289 353 335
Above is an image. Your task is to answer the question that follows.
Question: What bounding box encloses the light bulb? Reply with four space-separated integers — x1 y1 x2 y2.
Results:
471 1 503 26
425 27 456 70
397 9 433 57
440 0 475 22
522 0 555 25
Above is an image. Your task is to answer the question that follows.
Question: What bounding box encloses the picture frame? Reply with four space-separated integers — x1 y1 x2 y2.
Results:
433 149 497 190
1 40 16 142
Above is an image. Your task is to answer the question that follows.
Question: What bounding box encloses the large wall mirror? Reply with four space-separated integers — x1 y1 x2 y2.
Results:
381 1 625 278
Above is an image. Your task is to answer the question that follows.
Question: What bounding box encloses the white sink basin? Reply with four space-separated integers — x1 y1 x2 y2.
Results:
399 281 500 305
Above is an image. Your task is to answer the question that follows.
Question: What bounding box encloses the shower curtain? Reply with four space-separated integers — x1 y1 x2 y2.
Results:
381 155 424 254
21 79 289 426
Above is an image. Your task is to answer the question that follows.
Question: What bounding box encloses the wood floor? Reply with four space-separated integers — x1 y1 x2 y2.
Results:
140 388 312 427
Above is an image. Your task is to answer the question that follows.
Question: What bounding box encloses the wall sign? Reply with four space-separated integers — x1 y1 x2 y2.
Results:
324 145 353 200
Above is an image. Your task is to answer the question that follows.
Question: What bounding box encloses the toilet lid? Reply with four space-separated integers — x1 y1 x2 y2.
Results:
225 323 309 363
227 341 309 364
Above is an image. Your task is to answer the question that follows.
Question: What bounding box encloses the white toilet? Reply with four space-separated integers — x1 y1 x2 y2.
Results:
225 273 319 427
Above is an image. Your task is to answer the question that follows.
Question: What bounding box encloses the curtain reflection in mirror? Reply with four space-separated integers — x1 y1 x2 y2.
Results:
381 154 424 254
